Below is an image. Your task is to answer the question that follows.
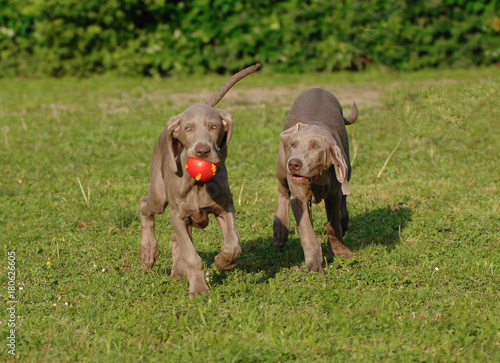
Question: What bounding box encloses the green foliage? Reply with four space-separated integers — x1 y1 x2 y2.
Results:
0 68 499 360
0 0 499 77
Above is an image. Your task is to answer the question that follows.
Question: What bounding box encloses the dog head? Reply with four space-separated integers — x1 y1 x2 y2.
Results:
280 122 350 195
166 104 233 173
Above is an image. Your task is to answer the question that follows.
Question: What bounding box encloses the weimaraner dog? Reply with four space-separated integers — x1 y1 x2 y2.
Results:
273 88 357 273
139 64 260 297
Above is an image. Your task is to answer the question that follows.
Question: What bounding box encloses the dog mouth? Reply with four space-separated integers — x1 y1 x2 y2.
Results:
291 174 311 184
186 150 220 164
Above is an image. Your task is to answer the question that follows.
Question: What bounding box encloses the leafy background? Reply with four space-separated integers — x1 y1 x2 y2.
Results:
1 0 499 77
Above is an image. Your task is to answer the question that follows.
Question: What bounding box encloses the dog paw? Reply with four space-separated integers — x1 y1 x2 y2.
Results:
170 267 186 279
330 244 355 259
139 244 157 271
341 222 349 237
329 241 355 259
341 216 349 237
301 263 324 274
189 283 211 299
214 253 238 271
273 218 289 247
335 250 355 259
139 258 156 272
214 245 241 271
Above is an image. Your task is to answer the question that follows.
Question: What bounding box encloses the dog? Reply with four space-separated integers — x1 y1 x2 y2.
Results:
139 64 260 297
273 88 357 273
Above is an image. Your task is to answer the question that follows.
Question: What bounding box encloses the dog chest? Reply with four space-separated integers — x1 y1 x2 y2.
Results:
175 183 226 222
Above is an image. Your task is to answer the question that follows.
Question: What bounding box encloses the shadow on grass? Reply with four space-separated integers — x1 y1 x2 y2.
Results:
202 206 412 286
114 209 140 229
197 238 305 287
140 206 412 288
346 206 413 251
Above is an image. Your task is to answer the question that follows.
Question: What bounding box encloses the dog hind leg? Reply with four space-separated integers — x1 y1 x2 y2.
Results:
273 183 291 247
340 194 349 236
139 194 167 271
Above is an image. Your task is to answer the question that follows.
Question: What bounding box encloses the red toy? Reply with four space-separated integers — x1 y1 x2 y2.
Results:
185 158 218 182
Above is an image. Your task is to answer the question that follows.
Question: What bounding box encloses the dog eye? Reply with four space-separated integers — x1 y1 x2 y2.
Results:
210 124 218 129
290 142 296 148
185 126 191 131
312 144 319 148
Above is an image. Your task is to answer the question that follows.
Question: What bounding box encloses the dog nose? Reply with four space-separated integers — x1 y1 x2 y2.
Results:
194 143 211 159
288 158 303 172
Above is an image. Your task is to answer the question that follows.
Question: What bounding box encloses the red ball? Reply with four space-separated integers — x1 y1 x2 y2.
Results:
185 158 218 182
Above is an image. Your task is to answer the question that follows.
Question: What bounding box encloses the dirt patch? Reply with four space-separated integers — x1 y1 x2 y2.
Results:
147 77 461 112
152 85 382 112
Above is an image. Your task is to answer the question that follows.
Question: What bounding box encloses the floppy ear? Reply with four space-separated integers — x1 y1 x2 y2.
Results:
218 109 233 148
280 122 307 144
166 114 182 172
326 141 351 195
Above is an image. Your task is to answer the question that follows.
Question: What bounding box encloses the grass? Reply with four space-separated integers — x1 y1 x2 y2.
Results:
0 67 499 362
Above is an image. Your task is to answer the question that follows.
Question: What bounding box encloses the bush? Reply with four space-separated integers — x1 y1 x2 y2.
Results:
0 0 499 77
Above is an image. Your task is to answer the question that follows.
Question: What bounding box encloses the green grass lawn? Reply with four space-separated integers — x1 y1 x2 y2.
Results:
0 67 499 362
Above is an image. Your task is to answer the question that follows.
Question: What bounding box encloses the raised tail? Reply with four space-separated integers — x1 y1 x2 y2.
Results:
205 63 261 107
344 102 358 125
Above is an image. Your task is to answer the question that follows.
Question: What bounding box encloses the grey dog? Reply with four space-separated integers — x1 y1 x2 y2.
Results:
273 88 357 273
139 64 260 297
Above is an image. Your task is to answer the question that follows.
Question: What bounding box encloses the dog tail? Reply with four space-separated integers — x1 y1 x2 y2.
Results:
344 102 358 125
205 63 261 107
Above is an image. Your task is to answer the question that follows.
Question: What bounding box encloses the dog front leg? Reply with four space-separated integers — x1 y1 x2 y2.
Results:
325 193 354 258
290 197 323 273
169 210 210 298
273 183 291 246
214 204 241 271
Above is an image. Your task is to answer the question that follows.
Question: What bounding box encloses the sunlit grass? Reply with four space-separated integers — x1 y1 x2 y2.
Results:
0 67 499 361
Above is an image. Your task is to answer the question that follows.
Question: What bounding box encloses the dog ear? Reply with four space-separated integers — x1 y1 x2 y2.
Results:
166 114 182 172
326 141 351 195
280 122 307 144
218 109 233 148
